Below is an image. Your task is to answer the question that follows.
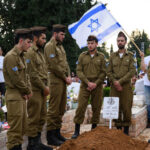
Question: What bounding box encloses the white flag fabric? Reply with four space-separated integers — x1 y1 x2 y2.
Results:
68 3 122 49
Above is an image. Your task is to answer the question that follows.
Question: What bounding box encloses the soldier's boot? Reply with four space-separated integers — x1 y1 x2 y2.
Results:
116 126 122 130
27 136 40 150
71 124 80 139
47 130 64 146
55 128 67 142
124 126 129 135
38 132 53 150
10 145 22 150
91 124 97 129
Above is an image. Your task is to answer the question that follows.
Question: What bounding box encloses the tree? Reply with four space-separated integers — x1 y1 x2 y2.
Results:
0 0 95 72
127 29 150 71
127 30 150 57
110 44 113 54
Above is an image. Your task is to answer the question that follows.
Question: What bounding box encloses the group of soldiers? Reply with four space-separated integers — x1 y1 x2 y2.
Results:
3 24 136 150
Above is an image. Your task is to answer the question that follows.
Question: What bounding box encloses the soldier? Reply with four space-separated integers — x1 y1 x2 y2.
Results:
25 26 52 150
71 35 106 139
3 28 33 150
44 24 72 146
107 32 136 135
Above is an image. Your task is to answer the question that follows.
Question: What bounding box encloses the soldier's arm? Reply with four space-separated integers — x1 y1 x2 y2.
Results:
67 61 71 77
95 55 106 85
76 54 89 85
107 55 116 83
118 55 136 85
44 44 67 81
5 55 31 95
26 53 46 91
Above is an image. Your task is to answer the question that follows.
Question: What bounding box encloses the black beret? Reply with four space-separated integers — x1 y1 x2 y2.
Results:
52 24 66 32
14 28 32 35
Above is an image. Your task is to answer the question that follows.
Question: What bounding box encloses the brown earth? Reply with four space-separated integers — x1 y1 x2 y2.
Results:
58 126 148 150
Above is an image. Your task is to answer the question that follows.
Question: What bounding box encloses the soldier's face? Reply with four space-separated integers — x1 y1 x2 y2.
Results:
87 41 98 52
117 37 127 49
22 39 32 52
56 32 65 43
37 33 46 48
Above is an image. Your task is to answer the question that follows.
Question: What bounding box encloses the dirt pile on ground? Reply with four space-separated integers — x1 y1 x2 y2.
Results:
59 126 148 150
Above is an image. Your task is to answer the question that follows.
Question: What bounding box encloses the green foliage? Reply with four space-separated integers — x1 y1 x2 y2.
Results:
0 0 97 72
127 29 150 72
127 30 150 57
103 87 110 97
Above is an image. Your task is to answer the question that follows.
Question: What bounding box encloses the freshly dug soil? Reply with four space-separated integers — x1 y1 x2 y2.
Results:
59 126 148 150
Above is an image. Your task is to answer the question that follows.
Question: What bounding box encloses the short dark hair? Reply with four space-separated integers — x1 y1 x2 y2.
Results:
87 35 98 43
14 28 32 44
117 31 127 41
30 26 47 38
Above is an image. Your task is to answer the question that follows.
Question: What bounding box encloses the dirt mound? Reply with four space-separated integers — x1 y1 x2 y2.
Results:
59 126 148 150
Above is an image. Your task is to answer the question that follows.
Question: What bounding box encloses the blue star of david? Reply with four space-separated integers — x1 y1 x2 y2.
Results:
88 18 101 32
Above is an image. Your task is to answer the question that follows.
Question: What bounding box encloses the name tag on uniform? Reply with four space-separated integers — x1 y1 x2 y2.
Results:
12 66 18 72
49 54 55 58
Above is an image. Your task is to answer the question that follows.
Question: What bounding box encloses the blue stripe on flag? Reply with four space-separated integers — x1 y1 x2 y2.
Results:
69 4 106 35
97 22 121 42
80 22 121 49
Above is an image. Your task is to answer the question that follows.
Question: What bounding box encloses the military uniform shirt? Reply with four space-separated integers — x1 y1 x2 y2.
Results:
44 38 70 82
25 44 48 91
107 50 136 84
3 46 31 96
76 51 106 85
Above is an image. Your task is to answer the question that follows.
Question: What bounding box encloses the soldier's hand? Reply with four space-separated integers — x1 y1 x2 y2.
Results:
116 85 123 91
87 82 97 91
66 77 72 85
23 95 28 100
140 51 144 58
27 92 33 99
43 86 50 96
114 81 120 86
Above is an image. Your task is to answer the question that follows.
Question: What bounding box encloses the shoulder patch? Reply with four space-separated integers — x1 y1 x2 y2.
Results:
49 54 55 58
12 66 18 72
26 59 30 63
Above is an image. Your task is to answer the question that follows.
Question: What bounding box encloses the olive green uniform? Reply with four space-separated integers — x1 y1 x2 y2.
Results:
25 44 49 137
3 46 31 149
44 38 70 131
74 51 106 124
107 50 136 127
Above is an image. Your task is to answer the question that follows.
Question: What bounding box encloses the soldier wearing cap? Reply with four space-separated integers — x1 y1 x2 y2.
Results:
25 26 52 150
44 24 72 146
71 35 106 139
3 28 33 150
107 32 136 135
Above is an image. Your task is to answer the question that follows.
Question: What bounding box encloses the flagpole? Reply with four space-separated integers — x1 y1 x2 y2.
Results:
122 28 141 54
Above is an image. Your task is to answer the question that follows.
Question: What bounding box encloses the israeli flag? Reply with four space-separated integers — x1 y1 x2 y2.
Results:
68 3 122 49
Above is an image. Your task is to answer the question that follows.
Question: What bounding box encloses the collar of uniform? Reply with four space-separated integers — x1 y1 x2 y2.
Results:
14 45 24 56
86 50 98 56
32 44 39 52
116 49 128 56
